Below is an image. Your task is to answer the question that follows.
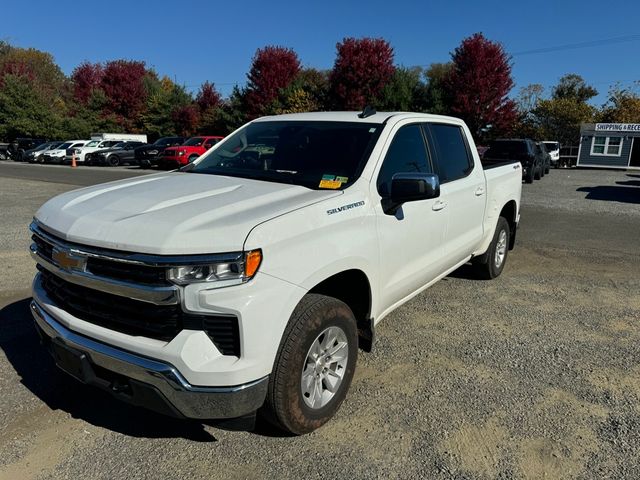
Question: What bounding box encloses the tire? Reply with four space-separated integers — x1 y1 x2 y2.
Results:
263 294 358 435
534 164 541 180
107 155 120 167
540 165 545 178
188 154 199 163
472 217 510 280
525 166 534 184
545 164 550 174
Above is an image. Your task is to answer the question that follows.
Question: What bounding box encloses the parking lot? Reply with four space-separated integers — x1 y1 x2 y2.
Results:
0 163 639 479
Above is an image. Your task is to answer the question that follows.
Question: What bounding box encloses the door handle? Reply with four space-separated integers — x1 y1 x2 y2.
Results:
475 186 485 196
432 200 447 211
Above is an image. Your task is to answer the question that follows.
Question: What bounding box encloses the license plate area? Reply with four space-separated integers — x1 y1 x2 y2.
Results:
51 338 91 382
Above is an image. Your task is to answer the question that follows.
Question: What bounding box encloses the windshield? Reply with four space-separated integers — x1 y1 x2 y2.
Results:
33 143 49 151
185 121 382 189
57 142 72 150
85 140 100 147
543 142 559 151
155 137 176 146
184 137 204 146
111 142 126 149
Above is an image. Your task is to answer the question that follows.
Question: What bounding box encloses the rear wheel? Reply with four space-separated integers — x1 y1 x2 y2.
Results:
262 294 358 435
472 217 510 280
525 166 534 183
534 164 541 180
188 154 199 163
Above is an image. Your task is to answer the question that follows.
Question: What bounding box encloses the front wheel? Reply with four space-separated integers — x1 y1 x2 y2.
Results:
107 155 120 167
262 294 358 435
473 217 510 280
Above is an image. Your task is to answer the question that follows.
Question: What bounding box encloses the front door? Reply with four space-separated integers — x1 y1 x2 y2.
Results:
374 123 449 311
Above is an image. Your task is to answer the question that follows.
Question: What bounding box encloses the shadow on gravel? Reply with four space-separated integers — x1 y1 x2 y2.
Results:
576 185 640 204
447 262 488 281
616 180 640 187
0 298 216 442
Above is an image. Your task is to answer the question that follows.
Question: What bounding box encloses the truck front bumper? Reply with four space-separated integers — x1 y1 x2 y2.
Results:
30 300 268 420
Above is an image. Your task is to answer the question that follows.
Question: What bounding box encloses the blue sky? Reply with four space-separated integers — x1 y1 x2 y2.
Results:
3 0 639 105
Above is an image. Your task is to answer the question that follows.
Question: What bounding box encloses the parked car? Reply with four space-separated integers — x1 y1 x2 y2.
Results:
29 111 522 434
85 141 147 166
134 136 185 168
41 140 88 164
160 136 223 169
8 138 47 161
542 141 560 168
25 142 64 163
483 138 544 183
66 139 126 164
536 142 551 176
0 143 8 160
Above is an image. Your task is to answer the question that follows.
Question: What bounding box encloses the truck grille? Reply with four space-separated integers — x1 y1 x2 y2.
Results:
38 268 240 356
31 233 168 286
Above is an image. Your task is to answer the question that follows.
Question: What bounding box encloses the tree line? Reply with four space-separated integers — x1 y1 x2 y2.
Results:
1 34 638 145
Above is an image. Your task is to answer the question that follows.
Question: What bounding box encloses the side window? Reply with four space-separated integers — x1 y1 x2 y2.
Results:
204 139 218 149
377 125 431 196
428 124 473 183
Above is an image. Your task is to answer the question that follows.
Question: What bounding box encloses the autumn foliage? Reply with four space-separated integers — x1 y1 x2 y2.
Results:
329 37 395 110
447 33 518 139
245 46 301 116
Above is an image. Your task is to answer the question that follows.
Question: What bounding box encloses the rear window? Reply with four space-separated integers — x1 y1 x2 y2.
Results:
184 137 204 146
543 142 559 151
487 141 527 156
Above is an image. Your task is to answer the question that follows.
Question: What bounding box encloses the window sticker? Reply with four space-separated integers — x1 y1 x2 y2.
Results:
319 179 342 189
335 176 349 183
322 174 336 181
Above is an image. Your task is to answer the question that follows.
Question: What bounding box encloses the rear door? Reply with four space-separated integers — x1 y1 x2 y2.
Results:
425 122 486 265
374 123 449 309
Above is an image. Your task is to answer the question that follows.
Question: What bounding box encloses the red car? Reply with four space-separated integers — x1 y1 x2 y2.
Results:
160 136 224 168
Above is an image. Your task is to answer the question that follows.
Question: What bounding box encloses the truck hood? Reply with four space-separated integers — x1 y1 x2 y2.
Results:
35 172 341 254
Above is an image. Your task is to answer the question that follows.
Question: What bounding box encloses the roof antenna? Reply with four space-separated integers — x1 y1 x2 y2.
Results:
358 105 376 119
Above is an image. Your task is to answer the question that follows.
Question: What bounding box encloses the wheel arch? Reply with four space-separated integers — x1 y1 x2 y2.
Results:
499 200 518 250
307 269 374 352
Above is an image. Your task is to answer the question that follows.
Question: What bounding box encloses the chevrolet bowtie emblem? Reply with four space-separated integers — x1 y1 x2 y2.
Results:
51 248 86 271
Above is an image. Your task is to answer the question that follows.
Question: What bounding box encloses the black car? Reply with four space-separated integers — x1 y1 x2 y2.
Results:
8 138 47 161
86 141 147 166
483 138 544 183
134 136 185 168
536 142 551 176
25 141 63 163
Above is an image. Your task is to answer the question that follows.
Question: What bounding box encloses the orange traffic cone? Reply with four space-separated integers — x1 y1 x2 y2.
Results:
71 152 77 168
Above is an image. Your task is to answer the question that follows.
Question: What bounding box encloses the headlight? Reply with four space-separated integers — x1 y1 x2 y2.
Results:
177 150 185 156
148 149 158 155
167 250 262 287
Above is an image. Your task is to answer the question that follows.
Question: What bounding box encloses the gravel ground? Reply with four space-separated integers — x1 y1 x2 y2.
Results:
0 166 638 479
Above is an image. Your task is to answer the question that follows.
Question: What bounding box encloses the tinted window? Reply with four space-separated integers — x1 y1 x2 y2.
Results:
184 137 204 146
429 124 472 183
188 121 382 190
204 138 219 148
377 125 430 196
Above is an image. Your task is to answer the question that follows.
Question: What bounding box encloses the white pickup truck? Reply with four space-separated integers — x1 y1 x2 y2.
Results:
30 111 521 434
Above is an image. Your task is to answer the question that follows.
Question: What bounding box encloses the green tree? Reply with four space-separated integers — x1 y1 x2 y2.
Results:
552 74 598 102
534 98 595 144
423 63 452 114
598 83 640 123
142 75 194 139
0 74 60 139
377 66 427 111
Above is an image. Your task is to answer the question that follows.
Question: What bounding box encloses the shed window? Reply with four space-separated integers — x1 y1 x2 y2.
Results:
591 136 623 156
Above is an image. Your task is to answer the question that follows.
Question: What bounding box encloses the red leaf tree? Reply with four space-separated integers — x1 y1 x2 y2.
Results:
172 104 200 136
196 81 222 112
100 60 149 127
71 62 104 103
329 37 395 110
245 46 301 117
446 33 517 140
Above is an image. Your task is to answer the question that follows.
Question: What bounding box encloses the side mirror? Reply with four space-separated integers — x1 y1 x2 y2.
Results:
383 173 440 215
